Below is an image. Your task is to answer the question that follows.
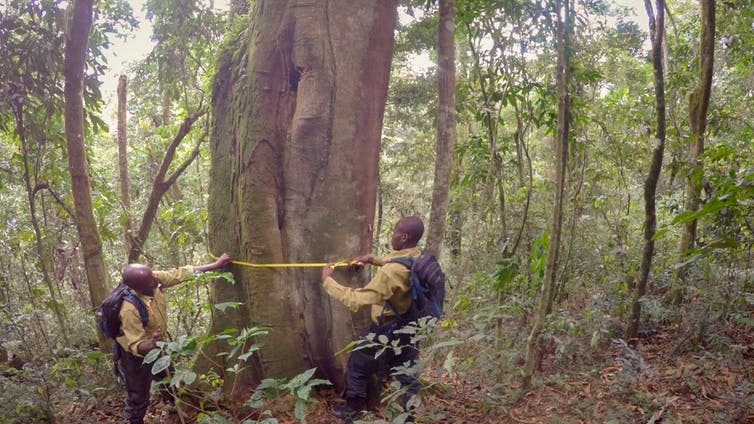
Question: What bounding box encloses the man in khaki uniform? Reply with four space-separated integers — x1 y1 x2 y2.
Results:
116 253 231 424
321 216 424 422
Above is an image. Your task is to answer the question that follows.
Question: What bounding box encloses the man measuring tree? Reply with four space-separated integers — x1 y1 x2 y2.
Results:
321 216 446 422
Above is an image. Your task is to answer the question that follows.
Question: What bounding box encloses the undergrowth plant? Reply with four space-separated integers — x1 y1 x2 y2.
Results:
140 270 336 422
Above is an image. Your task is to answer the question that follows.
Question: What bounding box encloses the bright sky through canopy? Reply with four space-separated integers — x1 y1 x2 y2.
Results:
101 0 648 130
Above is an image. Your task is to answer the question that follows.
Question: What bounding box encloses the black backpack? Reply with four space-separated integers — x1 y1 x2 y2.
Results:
95 283 149 339
385 252 446 325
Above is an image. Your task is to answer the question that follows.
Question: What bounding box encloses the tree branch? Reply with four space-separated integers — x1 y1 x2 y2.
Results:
128 107 208 263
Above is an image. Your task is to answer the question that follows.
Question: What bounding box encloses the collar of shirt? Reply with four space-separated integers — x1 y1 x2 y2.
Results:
385 246 422 259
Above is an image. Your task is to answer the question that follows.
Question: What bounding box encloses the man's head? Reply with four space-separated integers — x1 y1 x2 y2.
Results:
391 216 424 250
122 264 158 296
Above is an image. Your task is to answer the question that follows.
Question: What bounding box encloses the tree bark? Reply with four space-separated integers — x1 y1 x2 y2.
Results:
426 0 456 258
522 0 571 390
117 75 133 257
63 0 111 351
627 0 666 340
204 0 398 395
672 0 715 304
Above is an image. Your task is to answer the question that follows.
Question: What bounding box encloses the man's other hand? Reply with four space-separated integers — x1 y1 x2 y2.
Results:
352 255 373 267
321 265 334 282
216 253 232 267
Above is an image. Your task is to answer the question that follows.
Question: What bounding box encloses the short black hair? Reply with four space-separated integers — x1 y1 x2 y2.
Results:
398 216 424 246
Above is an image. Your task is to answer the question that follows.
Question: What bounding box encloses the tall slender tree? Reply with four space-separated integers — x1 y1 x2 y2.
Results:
628 0 666 339
522 0 572 390
117 75 133 254
426 0 457 258
672 0 715 304
63 0 110 350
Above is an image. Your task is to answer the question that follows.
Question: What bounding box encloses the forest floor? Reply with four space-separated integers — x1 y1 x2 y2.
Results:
53 324 754 423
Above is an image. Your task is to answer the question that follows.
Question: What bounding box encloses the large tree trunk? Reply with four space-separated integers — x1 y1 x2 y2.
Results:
627 0 666 339
522 0 571 390
426 0 456 258
204 0 398 395
672 0 715 304
117 75 133 257
64 0 111 351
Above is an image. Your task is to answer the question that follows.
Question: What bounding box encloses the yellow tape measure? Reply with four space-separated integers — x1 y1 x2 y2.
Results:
209 253 351 269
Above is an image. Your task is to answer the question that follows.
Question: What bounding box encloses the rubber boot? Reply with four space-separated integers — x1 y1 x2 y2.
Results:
330 397 366 423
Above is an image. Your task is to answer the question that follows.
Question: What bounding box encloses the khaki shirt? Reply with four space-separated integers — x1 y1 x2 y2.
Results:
323 247 421 324
116 266 193 356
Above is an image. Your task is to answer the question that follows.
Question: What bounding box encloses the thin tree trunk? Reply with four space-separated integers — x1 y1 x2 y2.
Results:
426 0 457 258
672 0 715 304
509 104 533 257
466 22 505 246
127 109 207 263
522 0 571 390
14 104 70 344
628 0 666 339
117 75 133 257
19 260 53 355
64 0 111 351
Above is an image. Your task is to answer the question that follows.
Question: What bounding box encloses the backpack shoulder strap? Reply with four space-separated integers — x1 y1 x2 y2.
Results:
388 256 414 269
383 255 420 320
122 290 149 328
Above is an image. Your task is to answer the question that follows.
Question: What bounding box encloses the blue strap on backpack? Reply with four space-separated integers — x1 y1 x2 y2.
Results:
381 253 446 328
96 283 149 340
122 289 149 329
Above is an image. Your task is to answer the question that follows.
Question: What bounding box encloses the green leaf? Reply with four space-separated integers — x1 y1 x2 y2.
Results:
214 301 243 312
170 373 183 387
305 378 331 387
151 355 171 375
256 378 280 390
237 350 256 362
334 340 359 357
294 399 308 420
184 370 197 385
651 226 669 241
143 348 160 364
442 350 455 373
171 367 197 387
296 385 312 401
284 368 317 391
425 340 464 352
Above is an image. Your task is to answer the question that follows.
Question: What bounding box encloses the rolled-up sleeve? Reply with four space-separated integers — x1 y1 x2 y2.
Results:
153 266 194 289
323 264 407 312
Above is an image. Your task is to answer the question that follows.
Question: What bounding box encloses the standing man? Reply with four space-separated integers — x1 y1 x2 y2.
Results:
115 253 231 424
321 216 425 422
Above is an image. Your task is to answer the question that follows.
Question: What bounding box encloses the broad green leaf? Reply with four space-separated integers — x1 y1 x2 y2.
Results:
284 368 317 390
151 355 171 375
143 348 160 364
